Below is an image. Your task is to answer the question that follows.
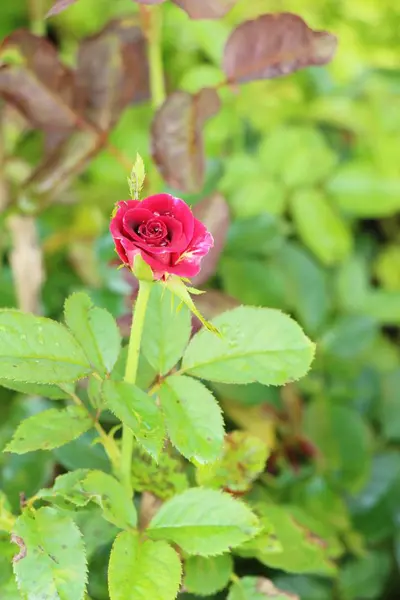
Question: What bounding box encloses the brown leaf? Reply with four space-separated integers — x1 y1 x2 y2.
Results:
151 88 220 193
223 12 338 83
192 193 230 286
46 0 79 17
0 30 77 134
172 0 237 19
8 215 44 314
23 129 100 203
76 18 150 130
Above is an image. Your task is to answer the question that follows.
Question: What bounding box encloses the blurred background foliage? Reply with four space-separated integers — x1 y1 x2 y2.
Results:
1 0 400 599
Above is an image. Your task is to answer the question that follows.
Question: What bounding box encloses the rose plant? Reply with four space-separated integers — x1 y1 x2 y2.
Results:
0 2 342 599
0 161 317 599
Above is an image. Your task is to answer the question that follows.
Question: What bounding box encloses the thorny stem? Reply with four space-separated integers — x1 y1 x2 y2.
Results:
66 389 121 472
141 5 166 108
121 281 152 495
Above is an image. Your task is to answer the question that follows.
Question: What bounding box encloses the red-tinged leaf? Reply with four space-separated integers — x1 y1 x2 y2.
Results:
151 88 220 193
192 193 230 286
24 129 100 203
173 0 237 19
76 19 150 130
223 12 338 84
0 30 77 133
46 0 79 17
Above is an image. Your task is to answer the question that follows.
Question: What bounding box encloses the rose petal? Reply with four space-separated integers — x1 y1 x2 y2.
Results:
122 207 155 238
140 193 195 241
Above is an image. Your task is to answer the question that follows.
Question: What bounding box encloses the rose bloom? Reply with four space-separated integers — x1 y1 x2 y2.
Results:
110 194 213 279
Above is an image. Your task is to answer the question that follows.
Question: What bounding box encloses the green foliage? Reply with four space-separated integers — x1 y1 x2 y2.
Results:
182 306 315 385
142 285 191 375
0 0 399 597
104 379 165 460
159 375 225 464
5 405 92 453
196 431 269 492
13 507 87 600
36 469 137 530
148 487 260 556
64 292 121 375
108 531 182 600
184 554 233 596
0 311 91 384
228 577 300 600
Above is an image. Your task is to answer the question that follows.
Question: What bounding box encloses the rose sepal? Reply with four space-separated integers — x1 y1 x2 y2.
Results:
163 275 220 336
133 254 155 283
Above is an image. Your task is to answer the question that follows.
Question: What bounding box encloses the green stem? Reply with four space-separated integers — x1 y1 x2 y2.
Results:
28 0 46 36
121 281 152 494
147 6 166 108
66 389 121 472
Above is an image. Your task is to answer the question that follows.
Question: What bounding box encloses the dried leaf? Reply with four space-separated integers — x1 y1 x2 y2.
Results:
192 193 230 286
223 13 338 83
8 216 44 314
151 88 220 193
46 0 80 17
76 18 149 130
0 30 77 133
173 0 237 19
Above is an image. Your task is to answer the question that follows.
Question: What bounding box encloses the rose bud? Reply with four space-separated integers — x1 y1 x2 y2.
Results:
110 194 214 280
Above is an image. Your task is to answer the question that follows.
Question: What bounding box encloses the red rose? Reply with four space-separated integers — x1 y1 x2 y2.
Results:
110 194 213 279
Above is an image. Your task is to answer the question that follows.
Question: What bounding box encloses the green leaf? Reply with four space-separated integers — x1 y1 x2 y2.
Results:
103 380 165 460
272 575 333 600
108 531 181 600
159 375 224 464
276 243 331 335
320 315 378 360
74 507 118 560
128 152 146 200
81 470 137 530
380 370 400 441
328 163 400 217
184 554 233 596
0 380 73 400
338 551 392 600
196 431 269 492
13 507 87 600
259 126 336 189
65 292 121 375
5 405 92 453
219 257 287 309
238 505 336 575
142 285 191 375
303 402 371 492
0 310 91 384
290 189 352 266
181 306 315 385
148 487 260 556
53 430 111 473
36 469 137 530
228 577 299 600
